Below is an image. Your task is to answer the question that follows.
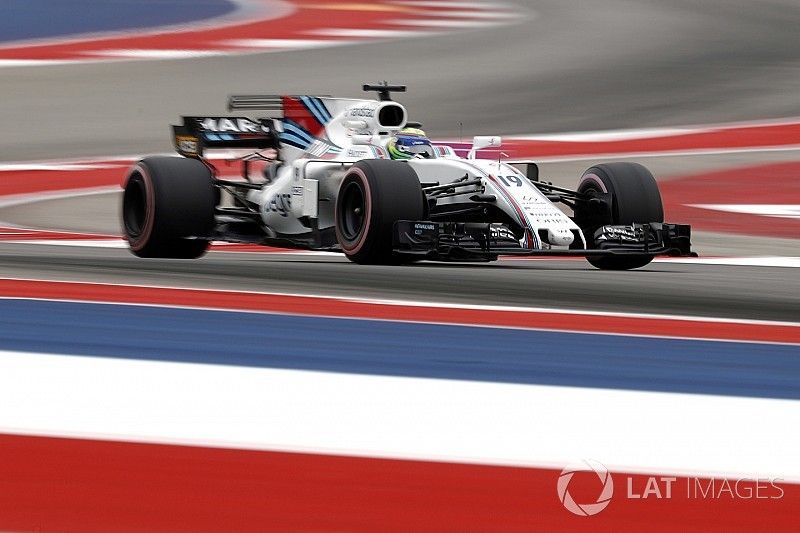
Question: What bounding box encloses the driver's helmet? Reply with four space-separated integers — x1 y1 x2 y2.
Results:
387 127 435 160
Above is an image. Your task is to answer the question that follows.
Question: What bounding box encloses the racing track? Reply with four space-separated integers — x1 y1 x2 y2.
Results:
2 0 800 158
1 0 800 318
1 1 800 530
0 0 799 321
0 243 799 321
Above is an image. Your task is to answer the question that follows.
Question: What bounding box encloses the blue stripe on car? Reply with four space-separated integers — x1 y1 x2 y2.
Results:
300 96 326 125
282 120 314 142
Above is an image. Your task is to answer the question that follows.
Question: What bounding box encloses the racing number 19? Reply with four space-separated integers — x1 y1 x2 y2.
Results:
496 175 524 187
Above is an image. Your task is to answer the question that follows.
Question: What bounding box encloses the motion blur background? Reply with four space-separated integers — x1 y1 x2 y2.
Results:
3 0 800 155
0 1 798 531
1 0 798 310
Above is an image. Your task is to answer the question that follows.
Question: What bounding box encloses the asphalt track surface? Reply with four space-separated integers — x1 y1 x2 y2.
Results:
1 0 799 322
1 242 799 321
2 0 800 159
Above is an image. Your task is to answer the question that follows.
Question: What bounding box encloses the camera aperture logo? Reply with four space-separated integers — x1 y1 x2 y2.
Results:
557 460 614 516
556 460 785 517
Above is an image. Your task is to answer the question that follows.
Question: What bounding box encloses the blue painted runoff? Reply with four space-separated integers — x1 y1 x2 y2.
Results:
0 298 798 400
1 0 236 44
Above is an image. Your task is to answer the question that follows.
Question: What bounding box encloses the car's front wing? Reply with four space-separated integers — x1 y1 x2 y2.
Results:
393 221 695 261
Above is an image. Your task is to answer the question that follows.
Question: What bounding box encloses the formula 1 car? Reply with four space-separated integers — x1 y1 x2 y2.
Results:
121 82 694 269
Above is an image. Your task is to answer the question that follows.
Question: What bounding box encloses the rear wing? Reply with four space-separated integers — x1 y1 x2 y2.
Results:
171 116 279 157
227 95 284 112
226 94 331 112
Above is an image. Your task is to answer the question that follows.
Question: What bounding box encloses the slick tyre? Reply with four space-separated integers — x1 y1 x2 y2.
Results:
122 156 216 258
335 160 425 265
577 162 664 270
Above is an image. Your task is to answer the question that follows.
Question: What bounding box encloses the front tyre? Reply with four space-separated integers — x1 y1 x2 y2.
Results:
576 162 664 270
122 156 216 258
335 160 425 265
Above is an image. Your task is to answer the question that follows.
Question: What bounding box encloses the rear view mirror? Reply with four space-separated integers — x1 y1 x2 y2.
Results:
468 136 502 159
509 160 539 182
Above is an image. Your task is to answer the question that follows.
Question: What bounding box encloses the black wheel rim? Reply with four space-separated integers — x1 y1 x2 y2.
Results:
123 174 147 238
339 180 366 242
580 182 602 197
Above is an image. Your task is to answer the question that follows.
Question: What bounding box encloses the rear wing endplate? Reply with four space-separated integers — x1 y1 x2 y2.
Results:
171 116 279 157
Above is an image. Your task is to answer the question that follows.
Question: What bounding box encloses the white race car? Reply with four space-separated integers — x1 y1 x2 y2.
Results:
122 83 694 269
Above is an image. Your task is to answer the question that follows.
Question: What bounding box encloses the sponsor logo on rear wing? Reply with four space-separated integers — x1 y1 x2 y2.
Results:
171 116 279 157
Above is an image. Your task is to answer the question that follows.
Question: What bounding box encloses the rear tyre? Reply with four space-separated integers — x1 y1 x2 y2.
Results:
335 160 425 265
122 156 216 258
576 162 664 270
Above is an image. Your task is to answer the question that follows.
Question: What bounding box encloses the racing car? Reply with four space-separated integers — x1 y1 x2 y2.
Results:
121 82 694 269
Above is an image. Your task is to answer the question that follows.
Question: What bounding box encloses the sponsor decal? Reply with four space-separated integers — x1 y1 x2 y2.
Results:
306 140 337 158
263 193 292 217
175 135 199 155
413 222 437 236
349 107 376 118
488 224 517 241
520 194 546 204
198 117 271 134
346 147 371 158
596 225 643 242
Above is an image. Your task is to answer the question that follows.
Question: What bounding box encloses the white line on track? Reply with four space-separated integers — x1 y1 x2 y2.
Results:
387 18 505 28
0 186 121 210
0 350 797 480
2 239 125 248
307 28 430 39
511 127 703 143
416 9 519 19
391 0 508 8
2 276 798 328
0 162 124 171
507 115 800 137
2 232 800 270
689 204 800 220
0 155 171 169
225 38 357 49
658 256 800 268
0 59 78 68
4 233 800 270
88 49 228 59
